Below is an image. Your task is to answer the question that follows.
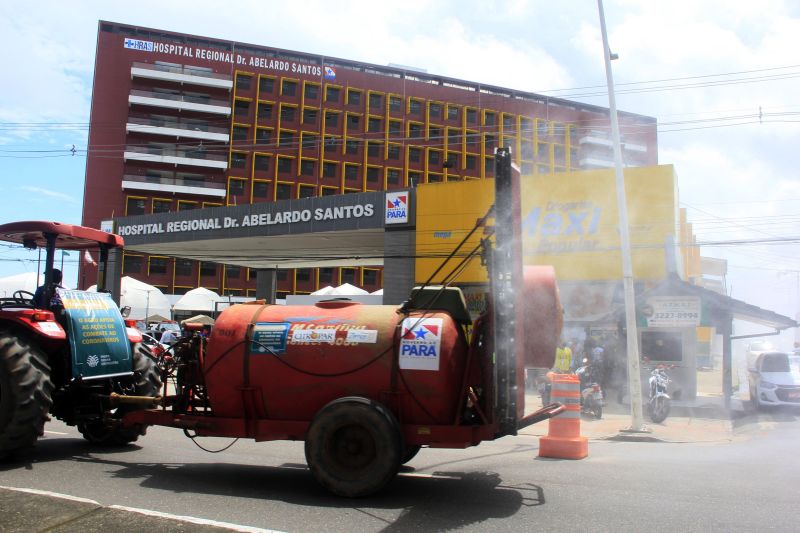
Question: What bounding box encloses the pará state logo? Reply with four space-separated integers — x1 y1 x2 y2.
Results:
399 317 443 371
385 191 408 224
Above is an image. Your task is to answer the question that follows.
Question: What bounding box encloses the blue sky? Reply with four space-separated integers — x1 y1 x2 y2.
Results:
1 0 798 346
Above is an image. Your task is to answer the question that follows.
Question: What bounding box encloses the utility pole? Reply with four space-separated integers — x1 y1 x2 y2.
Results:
597 0 646 432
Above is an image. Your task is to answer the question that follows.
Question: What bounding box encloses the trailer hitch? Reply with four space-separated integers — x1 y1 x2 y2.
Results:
516 403 565 430
106 392 163 408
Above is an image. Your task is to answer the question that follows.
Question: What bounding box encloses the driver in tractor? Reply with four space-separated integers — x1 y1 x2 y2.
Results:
32 268 64 309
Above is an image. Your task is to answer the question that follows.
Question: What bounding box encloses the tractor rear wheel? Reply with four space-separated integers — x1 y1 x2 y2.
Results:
0 330 53 460
79 345 160 446
305 397 402 497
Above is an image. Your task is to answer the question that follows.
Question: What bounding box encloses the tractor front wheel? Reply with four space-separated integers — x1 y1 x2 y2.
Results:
0 330 54 460
79 345 161 446
305 397 402 497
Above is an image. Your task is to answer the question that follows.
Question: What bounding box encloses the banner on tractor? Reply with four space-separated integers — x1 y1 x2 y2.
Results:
59 290 132 379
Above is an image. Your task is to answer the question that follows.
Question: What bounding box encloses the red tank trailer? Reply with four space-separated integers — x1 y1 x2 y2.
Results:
122 149 564 497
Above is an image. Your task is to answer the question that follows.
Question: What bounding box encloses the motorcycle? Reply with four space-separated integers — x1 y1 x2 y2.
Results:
575 359 604 419
648 365 672 423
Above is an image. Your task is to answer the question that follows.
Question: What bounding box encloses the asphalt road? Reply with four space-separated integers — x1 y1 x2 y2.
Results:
2 409 799 532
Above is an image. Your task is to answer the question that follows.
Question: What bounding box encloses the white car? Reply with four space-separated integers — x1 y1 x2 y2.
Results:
748 351 800 409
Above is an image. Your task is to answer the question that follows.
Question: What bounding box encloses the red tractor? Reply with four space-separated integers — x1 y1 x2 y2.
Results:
0 222 160 459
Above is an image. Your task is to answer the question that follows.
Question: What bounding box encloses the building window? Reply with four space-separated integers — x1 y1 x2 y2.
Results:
200 262 217 277
347 114 360 129
324 136 339 149
388 120 402 137
446 152 458 168
304 83 319 100
303 108 318 124
447 105 460 121
503 114 515 131
368 117 382 133
325 111 339 127
231 152 247 169
389 96 402 113
277 157 293 174
484 134 496 149
345 139 360 155
229 179 246 196
409 99 422 115
408 147 421 163
277 270 288 281
386 168 400 185
429 102 442 120
236 74 252 90
276 183 292 199
323 162 337 178
234 99 250 116
363 269 378 285
282 79 297 96
253 181 269 198
387 144 400 160
254 154 270 171
408 123 423 139
232 126 248 142
466 154 477 170
428 125 442 140
428 173 443 183
123 255 143 274
325 85 340 102
255 127 271 145
178 201 199 211
301 159 315 176
319 267 334 284
428 150 441 165
257 102 273 119
298 185 316 198
126 197 145 216
152 199 171 213
280 106 296 122
448 128 460 146
466 108 477 125
341 268 356 284
321 186 337 196
347 88 362 106
296 268 312 282
259 76 274 93
175 259 193 276
366 166 380 183
485 112 496 126
149 257 168 275
485 157 494 176
279 130 294 148
302 133 319 149
408 170 423 186
345 164 359 181
368 92 383 110
367 141 380 158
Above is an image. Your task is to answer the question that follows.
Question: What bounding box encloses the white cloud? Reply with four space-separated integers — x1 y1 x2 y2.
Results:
19 186 77 203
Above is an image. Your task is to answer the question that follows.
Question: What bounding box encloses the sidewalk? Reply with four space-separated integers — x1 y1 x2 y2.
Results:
519 392 736 443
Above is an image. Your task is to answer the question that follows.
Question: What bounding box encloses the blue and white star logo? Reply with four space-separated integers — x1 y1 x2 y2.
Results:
414 328 428 339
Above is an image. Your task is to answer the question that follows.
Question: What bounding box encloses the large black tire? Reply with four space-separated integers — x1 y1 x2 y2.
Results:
0 330 54 460
78 345 161 446
401 444 422 465
305 397 402 498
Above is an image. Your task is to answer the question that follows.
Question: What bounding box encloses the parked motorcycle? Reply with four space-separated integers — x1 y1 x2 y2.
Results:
575 359 604 419
648 365 672 423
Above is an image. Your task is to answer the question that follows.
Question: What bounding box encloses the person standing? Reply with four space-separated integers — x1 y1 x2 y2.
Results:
159 327 178 345
33 268 64 309
554 340 573 373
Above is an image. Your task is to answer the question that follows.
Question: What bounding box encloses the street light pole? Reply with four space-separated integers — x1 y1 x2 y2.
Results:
597 0 646 432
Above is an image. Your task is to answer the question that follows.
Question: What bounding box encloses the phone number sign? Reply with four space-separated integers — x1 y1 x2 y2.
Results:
643 296 701 328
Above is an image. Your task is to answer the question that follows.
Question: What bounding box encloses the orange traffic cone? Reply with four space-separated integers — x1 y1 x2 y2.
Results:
538 373 588 459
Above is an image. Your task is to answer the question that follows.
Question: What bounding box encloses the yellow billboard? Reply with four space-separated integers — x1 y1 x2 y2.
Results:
415 165 682 283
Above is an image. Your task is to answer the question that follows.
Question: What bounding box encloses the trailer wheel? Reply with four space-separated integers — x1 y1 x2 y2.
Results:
305 397 402 498
0 330 53 460
79 345 161 446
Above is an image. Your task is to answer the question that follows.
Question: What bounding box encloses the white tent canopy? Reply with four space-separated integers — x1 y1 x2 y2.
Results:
88 276 171 321
330 283 369 295
173 287 222 313
311 285 335 295
0 272 44 297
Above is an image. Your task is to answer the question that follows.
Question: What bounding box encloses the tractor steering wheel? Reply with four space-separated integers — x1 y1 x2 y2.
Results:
13 290 35 307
